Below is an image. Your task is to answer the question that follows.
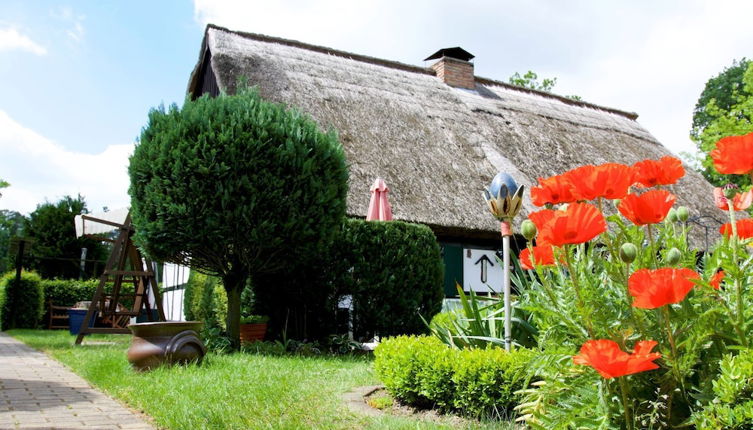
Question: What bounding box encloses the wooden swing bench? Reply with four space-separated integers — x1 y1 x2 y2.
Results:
73 210 165 344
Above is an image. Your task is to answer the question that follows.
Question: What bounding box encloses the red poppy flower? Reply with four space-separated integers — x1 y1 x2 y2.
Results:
617 190 677 226
720 219 753 239
527 209 557 231
713 187 753 211
573 339 661 379
709 270 725 290
562 163 636 201
519 245 556 270
537 203 607 246
710 132 753 175
632 156 685 187
530 175 576 206
628 267 701 309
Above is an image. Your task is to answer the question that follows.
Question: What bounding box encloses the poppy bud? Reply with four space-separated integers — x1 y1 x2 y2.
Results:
666 208 678 223
723 184 740 199
521 220 537 241
665 248 682 266
676 206 689 222
620 243 638 263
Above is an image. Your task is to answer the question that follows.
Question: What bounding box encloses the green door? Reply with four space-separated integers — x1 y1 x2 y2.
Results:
441 243 463 297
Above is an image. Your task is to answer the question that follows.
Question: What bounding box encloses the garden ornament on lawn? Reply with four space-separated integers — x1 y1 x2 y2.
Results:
366 177 393 221
482 172 524 351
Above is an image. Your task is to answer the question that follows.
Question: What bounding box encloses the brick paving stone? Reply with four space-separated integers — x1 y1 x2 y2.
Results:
0 333 154 430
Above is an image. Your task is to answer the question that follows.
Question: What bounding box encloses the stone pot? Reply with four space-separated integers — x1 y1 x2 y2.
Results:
239 323 267 344
127 321 206 371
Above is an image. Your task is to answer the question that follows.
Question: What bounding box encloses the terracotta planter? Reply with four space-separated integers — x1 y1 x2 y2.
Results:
239 323 267 344
127 321 206 371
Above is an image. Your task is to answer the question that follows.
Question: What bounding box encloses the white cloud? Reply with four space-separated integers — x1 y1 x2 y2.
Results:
0 111 132 215
50 6 85 43
0 27 46 55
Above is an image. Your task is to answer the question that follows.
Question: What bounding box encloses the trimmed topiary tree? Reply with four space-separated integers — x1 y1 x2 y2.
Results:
129 88 348 349
1 271 44 330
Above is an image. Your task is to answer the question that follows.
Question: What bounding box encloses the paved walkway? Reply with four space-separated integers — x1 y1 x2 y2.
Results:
0 332 154 430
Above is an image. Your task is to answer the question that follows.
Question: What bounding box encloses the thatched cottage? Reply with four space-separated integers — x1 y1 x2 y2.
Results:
187 24 721 296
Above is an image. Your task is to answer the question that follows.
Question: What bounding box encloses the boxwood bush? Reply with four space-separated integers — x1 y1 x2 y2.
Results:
374 335 534 417
693 349 753 429
1 271 44 330
253 218 444 341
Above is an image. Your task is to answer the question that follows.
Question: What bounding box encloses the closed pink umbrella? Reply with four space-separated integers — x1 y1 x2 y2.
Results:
366 178 393 221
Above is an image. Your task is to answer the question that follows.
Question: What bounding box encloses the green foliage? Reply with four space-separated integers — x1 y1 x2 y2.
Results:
375 335 533 418
254 218 444 342
40 278 99 307
691 60 753 187
0 210 26 273
0 271 44 330
129 87 349 348
692 58 750 140
23 195 108 279
693 349 753 429
508 71 557 92
426 282 537 349
338 219 444 340
185 271 226 331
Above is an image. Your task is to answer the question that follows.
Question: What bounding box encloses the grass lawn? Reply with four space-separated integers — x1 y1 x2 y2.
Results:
9 330 513 430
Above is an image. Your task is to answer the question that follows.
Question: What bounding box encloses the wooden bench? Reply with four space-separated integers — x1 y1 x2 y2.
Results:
48 302 70 330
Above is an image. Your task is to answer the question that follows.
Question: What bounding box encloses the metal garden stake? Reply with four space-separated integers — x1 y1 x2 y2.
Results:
483 173 524 351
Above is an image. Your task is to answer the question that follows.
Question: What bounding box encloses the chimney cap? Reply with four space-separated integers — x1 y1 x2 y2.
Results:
424 47 474 62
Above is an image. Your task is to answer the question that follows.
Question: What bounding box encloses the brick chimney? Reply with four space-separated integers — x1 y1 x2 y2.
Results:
425 47 475 90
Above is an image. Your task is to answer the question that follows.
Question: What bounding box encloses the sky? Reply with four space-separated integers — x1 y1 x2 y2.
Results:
1 0 751 215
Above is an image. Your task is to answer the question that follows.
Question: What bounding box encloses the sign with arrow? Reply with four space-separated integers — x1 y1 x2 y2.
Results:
463 248 504 293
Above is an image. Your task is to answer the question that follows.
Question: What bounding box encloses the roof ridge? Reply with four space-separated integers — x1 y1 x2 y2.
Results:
205 24 639 121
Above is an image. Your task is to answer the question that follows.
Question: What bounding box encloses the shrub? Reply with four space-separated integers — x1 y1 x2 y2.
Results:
1 271 44 330
338 219 444 340
185 271 226 331
693 349 753 429
374 335 533 417
254 218 444 342
41 279 100 307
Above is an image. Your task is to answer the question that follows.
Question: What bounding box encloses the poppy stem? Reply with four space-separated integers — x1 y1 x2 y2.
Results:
661 305 686 399
618 377 633 430
531 243 558 308
645 224 659 269
564 245 594 337
724 204 747 347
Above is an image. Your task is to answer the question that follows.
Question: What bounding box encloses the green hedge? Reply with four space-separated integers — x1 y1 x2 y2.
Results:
374 335 534 417
340 220 444 340
694 349 753 429
253 219 444 341
184 271 226 330
41 279 100 307
1 271 44 330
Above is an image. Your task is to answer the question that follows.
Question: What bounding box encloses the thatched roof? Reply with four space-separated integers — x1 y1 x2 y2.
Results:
188 24 724 247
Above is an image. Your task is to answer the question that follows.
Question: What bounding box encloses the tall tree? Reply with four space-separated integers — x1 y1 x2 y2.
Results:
691 60 753 187
0 179 8 198
129 88 348 349
691 58 750 142
0 210 26 273
24 195 109 279
509 70 557 92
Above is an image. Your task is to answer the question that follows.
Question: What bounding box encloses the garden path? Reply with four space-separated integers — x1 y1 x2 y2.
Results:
0 332 153 430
